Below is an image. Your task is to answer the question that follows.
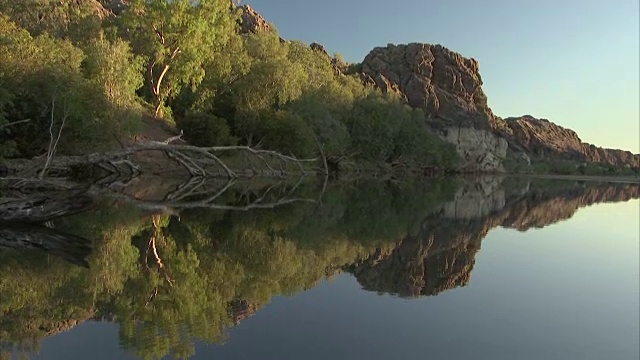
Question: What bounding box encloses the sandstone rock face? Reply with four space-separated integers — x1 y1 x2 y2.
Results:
443 127 508 172
238 5 273 34
361 43 494 128
502 115 640 167
360 43 510 171
359 72 407 102
359 43 639 170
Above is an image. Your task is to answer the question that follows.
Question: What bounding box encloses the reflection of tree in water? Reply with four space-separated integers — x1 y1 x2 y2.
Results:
0 178 637 359
0 179 455 359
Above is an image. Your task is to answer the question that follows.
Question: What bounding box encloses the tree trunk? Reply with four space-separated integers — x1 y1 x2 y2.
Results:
152 64 171 118
154 99 164 118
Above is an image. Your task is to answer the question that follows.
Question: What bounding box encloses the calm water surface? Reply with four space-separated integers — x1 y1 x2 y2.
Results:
1 177 638 360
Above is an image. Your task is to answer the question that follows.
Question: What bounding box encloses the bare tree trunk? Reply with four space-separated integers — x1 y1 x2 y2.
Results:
152 64 171 118
7 139 318 181
40 98 68 179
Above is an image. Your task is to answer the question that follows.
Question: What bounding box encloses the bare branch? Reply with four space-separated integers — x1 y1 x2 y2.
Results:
0 118 30 131
161 131 184 144
11 140 319 181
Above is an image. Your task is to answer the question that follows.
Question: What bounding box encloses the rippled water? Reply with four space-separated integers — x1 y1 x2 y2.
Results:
1 177 638 360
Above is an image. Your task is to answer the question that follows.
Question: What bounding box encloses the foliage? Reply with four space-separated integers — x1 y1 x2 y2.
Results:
236 109 315 157
0 15 141 157
81 35 144 108
0 1 460 170
0 0 103 41
118 0 238 116
345 93 459 168
177 112 236 147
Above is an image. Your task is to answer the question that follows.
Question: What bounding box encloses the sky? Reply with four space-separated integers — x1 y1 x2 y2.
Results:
241 0 640 153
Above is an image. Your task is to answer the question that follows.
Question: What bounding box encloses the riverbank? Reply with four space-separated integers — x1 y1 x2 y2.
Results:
518 174 640 184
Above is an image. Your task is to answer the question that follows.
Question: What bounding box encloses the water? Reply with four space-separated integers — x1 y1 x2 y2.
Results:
1 177 638 360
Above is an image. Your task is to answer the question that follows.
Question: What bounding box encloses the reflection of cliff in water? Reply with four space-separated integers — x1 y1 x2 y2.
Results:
1 177 638 359
349 178 640 298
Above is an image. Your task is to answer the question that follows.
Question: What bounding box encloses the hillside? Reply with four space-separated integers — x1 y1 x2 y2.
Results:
237 5 639 173
0 1 637 176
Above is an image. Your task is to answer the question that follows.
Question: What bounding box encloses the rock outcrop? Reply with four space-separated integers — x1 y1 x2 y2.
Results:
95 2 637 172
238 5 273 35
358 43 639 171
443 127 508 172
500 115 640 168
361 43 495 128
310 42 349 76
360 43 508 172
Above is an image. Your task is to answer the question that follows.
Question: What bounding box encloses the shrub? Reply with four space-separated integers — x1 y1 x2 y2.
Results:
177 112 236 147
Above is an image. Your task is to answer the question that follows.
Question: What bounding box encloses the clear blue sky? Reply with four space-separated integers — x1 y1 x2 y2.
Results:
242 0 640 153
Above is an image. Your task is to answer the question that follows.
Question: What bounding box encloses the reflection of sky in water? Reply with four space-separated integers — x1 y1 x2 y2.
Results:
32 200 639 360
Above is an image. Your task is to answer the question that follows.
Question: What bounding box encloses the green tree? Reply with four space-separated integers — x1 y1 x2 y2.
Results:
0 0 103 41
0 15 131 157
81 34 145 136
177 112 236 146
119 0 238 117
82 35 144 108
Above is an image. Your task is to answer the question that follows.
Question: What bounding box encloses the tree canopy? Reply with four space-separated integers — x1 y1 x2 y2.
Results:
0 0 460 172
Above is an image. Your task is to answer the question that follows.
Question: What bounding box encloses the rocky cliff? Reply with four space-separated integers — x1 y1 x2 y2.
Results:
95 2 639 172
358 43 509 172
501 115 640 167
359 43 639 171
357 43 640 172
361 44 493 128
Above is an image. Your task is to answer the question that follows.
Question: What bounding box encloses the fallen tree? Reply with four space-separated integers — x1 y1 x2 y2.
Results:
6 139 323 180
0 136 329 222
0 174 317 223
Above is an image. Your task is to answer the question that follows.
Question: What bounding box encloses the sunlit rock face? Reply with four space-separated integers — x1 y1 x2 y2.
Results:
443 127 508 172
238 5 273 34
361 44 492 127
359 43 639 170
500 115 640 168
359 43 509 172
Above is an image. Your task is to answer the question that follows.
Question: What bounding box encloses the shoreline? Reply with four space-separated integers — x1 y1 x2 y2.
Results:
514 174 640 184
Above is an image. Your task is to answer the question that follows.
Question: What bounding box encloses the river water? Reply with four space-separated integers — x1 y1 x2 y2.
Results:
1 177 638 360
